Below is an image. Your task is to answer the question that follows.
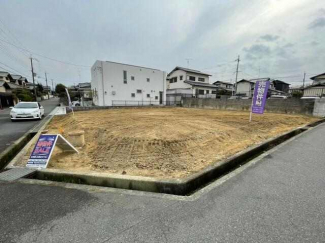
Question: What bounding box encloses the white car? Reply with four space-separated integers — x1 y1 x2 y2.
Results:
10 102 45 121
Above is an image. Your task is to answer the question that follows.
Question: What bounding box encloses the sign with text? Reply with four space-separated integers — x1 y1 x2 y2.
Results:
252 80 270 114
27 134 78 168
27 135 58 168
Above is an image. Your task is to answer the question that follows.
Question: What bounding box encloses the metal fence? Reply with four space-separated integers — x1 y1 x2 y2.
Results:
112 100 181 107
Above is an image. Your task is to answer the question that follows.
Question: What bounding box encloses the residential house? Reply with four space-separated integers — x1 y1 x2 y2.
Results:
272 80 290 93
302 72 325 98
213 81 233 95
236 78 288 98
310 73 325 85
235 79 255 97
78 82 92 99
166 66 216 102
0 80 13 108
91 60 166 106
303 84 325 98
11 75 28 87
0 72 13 83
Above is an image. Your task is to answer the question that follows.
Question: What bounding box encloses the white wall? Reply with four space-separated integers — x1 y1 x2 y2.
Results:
91 61 166 106
236 82 253 97
167 70 191 89
303 87 325 97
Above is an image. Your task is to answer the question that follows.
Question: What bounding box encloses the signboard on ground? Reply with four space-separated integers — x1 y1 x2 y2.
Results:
27 134 78 168
249 80 270 122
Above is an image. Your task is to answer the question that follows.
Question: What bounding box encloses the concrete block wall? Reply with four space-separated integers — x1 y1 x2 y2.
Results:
313 99 325 117
182 98 315 115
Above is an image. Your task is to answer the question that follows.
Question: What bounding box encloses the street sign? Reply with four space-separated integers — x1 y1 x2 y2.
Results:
249 80 270 122
27 134 78 168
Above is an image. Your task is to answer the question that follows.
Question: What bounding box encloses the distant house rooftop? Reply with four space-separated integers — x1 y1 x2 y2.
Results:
168 66 212 77
213 81 233 85
310 73 325 80
184 80 217 88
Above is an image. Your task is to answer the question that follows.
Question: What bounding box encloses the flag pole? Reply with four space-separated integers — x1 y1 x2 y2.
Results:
249 85 255 122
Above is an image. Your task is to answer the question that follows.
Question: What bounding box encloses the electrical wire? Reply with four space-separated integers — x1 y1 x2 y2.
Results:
0 38 90 68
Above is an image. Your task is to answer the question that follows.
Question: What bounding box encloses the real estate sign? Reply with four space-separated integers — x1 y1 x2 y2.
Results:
27 134 78 168
27 134 58 168
252 80 270 114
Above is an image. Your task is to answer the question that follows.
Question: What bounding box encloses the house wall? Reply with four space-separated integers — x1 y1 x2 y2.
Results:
274 83 289 93
0 86 6 93
303 87 325 97
167 70 190 89
0 76 9 82
182 98 315 115
312 75 325 85
185 72 209 83
91 61 166 106
236 82 253 97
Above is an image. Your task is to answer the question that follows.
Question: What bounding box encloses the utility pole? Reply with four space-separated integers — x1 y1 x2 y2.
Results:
51 79 54 95
234 55 240 95
30 57 37 100
303 72 306 88
45 72 49 99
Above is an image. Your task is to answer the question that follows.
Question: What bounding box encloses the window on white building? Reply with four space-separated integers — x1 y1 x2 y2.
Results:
137 89 142 93
131 76 135 81
189 76 196 81
198 77 205 82
147 78 150 82
147 94 150 98
198 89 204 95
131 93 135 97
206 90 210 94
155 96 158 100
123 70 127 84
180 76 183 80
170 77 177 83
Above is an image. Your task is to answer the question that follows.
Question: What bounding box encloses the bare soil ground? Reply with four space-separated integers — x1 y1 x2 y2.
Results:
18 108 319 179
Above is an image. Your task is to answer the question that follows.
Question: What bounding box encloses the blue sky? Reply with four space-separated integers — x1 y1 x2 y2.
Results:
0 0 324 87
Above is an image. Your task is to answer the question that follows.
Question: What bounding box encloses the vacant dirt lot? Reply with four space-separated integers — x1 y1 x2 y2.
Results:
20 108 319 178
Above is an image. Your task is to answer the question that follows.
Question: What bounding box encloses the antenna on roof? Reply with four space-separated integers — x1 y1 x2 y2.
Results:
185 58 192 68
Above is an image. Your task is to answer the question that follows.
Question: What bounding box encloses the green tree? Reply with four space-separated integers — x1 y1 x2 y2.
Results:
55 83 67 98
55 84 66 94
292 91 303 98
13 89 34 101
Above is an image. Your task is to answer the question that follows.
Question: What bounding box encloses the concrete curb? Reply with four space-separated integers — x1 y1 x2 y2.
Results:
31 119 325 195
0 132 36 171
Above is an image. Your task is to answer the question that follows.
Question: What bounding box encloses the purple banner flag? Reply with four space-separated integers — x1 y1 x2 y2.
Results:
252 80 270 114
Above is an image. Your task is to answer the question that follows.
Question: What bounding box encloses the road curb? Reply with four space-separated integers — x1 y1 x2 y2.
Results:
1 108 58 171
31 118 325 195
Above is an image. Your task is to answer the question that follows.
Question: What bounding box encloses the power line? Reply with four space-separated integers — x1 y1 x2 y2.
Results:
0 60 31 78
0 38 91 68
0 17 30 57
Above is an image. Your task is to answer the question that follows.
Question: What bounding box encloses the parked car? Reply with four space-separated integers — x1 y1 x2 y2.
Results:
10 102 44 121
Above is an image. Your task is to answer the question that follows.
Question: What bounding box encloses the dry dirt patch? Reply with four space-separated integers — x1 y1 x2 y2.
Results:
18 108 319 179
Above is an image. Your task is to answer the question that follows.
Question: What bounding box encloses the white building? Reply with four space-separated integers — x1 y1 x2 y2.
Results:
166 67 216 102
91 61 166 106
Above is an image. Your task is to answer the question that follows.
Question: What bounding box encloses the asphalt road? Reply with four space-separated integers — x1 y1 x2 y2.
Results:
0 98 59 153
1 120 325 242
